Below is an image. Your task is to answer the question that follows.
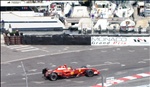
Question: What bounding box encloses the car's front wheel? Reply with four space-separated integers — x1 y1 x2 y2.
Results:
49 72 58 81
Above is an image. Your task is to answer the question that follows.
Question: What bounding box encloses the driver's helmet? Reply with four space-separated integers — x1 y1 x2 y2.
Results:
67 66 72 70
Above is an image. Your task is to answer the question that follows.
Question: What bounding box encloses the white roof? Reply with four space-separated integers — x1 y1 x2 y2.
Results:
1 1 50 7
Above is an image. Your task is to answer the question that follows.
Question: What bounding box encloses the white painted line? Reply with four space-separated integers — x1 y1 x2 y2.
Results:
104 61 113 64
17 65 22 68
104 83 113 87
138 61 146 63
121 64 126 66
16 47 35 50
9 45 30 49
123 76 137 80
70 62 78 64
137 73 150 77
21 48 39 52
1 46 119 64
99 68 109 71
51 65 56 67
32 81 44 84
97 83 112 87
6 73 16 76
22 78 26 80
73 81 84 83
37 62 45 65
28 69 37 72
40 49 49 52
128 50 135 52
26 72 41 76
144 48 148 50
113 79 124 83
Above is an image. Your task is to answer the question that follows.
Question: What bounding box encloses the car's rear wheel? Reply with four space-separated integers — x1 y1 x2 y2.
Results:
49 72 58 81
85 69 94 77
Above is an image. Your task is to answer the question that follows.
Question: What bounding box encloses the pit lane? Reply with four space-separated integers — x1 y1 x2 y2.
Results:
1 46 149 87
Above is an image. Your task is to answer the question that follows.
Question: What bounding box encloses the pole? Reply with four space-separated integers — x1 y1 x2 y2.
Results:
100 74 104 87
21 61 28 87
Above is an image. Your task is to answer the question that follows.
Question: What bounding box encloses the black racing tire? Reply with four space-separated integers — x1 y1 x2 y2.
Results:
81 66 87 68
49 72 58 81
85 69 94 77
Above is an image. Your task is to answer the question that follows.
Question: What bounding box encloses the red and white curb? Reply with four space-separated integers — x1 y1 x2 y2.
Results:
92 72 150 87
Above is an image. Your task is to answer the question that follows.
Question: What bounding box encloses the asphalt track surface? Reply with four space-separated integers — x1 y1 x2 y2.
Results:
1 45 150 87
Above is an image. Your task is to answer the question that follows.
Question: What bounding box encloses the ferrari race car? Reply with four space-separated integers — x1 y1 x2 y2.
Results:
42 64 100 81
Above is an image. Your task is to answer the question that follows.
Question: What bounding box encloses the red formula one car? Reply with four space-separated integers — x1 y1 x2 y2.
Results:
42 64 100 81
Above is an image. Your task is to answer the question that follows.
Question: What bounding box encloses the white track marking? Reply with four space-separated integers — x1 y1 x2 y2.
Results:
99 68 109 71
137 73 150 77
73 81 84 83
113 79 124 83
101 50 107 52
70 62 78 64
28 69 37 72
144 48 148 50
51 65 56 67
37 62 45 64
22 78 26 80
9 45 30 49
121 64 126 67
32 81 44 84
104 61 113 64
22 72 41 76
6 73 16 76
17 65 22 68
1 46 119 64
16 47 35 50
123 76 137 80
40 49 49 52
138 61 146 63
128 50 135 52
21 48 39 52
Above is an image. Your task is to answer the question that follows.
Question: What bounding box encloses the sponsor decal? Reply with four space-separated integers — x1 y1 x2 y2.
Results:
91 37 128 45
130 37 150 46
133 38 148 44
91 37 150 46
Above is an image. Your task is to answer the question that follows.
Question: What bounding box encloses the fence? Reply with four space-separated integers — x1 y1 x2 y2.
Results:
3 34 150 45
4 34 91 45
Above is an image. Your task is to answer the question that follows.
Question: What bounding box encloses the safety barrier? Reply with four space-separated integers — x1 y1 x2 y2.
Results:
3 34 149 45
21 34 91 45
